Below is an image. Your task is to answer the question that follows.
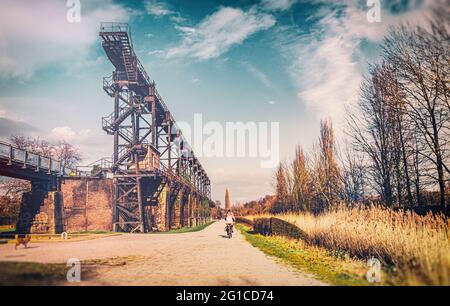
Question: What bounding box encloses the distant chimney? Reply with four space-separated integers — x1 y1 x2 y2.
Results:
225 188 230 210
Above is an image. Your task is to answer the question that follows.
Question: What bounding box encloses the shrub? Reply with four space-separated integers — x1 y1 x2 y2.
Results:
235 217 253 227
270 218 307 240
253 218 271 236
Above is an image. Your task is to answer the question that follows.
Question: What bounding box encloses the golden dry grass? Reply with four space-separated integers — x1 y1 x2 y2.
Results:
246 205 450 285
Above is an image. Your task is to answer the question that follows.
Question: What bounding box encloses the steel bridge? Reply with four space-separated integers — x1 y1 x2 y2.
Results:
0 141 62 184
0 141 65 233
99 22 212 232
0 23 212 234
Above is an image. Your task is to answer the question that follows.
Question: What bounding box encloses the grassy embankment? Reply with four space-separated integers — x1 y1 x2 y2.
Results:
71 221 215 235
237 224 386 286
154 221 215 234
0 225 15 233
238 205 449 286
0 256 142 286
0 262 69 285
0 222 215 245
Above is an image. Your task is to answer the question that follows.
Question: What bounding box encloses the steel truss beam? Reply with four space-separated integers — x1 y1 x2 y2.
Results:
100 23 211 232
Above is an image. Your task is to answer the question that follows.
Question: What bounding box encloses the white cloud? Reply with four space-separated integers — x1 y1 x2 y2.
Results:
243 61 273 89
261 0 297 11
46 126 112 164
166 7 276 60
148 49 165 56
285 0 443 135
0 0 131 80
145 0 173 16
190 78 201 86
47 126 90 143
0 107 27 123
144 1 188 26
292 35 362 131
170 14 187 23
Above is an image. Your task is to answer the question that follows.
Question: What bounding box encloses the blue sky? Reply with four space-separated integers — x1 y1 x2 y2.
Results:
0 0 442 202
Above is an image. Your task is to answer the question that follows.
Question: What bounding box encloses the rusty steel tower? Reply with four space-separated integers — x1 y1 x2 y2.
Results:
99 23 211 233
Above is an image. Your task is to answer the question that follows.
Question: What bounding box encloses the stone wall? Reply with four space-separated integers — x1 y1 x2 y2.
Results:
30 191 63 234
17 176 207 234
62 178 113 232
17 182 63 234
153 186 168 231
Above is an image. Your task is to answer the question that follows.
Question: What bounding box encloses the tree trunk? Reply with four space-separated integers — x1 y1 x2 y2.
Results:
398 118 414 207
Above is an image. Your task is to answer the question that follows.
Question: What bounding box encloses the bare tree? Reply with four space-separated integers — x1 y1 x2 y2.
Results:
311 119 341 210
272 163 290 213
341 146 365 204
348 64 398 206
291 145 312 211
380 63 415 207
0 178 30 197
383 22 449 212
8 135 33 151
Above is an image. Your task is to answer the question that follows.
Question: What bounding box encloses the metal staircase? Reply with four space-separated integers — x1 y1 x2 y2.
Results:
113 146 134 170
102 105 137 135
122 49 137 84
100 23 137 84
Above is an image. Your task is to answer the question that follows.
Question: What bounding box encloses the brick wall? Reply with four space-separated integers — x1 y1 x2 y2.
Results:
17 182 63 234
18 177 201 234
62 178 113 232
30 191 63 234
153 186 168 231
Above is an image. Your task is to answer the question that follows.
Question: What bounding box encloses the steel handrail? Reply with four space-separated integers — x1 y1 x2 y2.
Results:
0 140 62 175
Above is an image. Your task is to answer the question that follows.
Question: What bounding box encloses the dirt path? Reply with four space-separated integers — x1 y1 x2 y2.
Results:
0 221 324 285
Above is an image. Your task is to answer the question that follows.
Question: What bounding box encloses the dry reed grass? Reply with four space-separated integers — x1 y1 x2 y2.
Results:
246 205 449 285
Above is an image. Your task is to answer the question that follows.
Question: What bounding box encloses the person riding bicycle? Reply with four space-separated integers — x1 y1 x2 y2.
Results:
225 210 235 233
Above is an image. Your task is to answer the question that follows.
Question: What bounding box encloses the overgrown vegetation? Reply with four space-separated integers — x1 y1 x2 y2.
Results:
0 256 141 285
0 225 15 233
244 205 450 285
237 224 387 286
0 262 69 286
69 230 116 234
232 12 449 286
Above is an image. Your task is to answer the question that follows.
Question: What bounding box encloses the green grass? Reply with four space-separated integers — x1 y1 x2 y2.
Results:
0 256 146 286
0 225 15 233
70 222 215 235
69 230 116 235
0 262 69 286
154 221 215 234
237 224 391 286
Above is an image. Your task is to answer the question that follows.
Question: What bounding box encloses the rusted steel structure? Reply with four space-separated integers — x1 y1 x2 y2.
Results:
99 23 212 233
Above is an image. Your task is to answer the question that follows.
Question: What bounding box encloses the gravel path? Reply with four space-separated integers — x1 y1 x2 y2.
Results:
0 221 325 285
